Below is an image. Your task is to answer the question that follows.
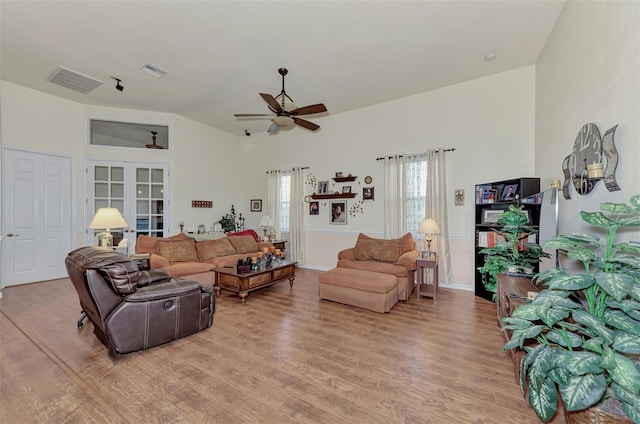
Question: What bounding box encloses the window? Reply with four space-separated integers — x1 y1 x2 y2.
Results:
90 120 169 149
278 174 291 233
405 156 427 239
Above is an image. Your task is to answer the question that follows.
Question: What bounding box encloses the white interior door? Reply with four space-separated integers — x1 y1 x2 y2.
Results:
85 161 170 253
2 148 72 286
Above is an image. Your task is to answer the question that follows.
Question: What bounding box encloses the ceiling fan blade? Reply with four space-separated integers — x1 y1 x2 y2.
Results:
234 113 274 117
290 103 327 116
260 93 283 113
267 122 279 133
293 117 320 131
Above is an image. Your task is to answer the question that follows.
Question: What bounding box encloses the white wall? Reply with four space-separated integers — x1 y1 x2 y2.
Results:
535 0 640 237
241 66 537 289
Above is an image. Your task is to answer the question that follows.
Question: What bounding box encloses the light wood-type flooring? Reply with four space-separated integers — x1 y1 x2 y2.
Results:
0 268 563 423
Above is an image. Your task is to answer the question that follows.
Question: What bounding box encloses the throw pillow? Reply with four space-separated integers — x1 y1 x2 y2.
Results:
226 229 260 242
157 238 198 263
228 235 259 254
135 233 188 254
196 237 236 261
354 238 401 263
357 232 414 254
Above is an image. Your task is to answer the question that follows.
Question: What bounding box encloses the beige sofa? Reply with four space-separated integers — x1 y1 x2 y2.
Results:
319 233 419 312
135 233 274 286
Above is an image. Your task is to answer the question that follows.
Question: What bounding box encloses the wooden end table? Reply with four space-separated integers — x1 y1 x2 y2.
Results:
416 255 439 299
213 260 297 304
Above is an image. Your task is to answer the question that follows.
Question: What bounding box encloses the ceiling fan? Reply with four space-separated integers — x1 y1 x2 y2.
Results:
234 68 327 133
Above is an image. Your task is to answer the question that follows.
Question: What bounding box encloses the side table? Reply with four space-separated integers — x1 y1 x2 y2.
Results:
129 253 150 271
271 240 286 251
416 255 439 299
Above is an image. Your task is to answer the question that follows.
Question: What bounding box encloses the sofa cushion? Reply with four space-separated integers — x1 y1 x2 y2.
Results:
136 233 188 255
157 238 198 263
357 232 414 254
227 235 259 254
196 237 236 261
161 261 214 277
338 259 409 278
354 238 401 263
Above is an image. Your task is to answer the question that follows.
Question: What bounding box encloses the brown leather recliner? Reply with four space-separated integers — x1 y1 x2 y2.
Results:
65 246 215 362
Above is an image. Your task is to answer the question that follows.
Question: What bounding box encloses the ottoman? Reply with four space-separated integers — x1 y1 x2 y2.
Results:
318 267 399 313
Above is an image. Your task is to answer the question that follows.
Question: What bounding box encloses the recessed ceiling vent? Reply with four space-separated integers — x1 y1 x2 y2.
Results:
47 66 103 94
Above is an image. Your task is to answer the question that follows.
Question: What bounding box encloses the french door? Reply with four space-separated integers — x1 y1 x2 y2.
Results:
85 161 170 253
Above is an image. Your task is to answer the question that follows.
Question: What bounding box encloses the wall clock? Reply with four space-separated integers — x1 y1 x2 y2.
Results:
364 176 372 184
569 123 602 195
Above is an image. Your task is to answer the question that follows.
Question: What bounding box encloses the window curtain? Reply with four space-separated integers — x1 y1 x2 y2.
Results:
405 153 427 241
426 148 453 284
384 155 406 238
266 170 279 238
288 167 305 263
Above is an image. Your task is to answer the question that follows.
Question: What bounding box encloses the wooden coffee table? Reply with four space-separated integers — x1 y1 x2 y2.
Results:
213 260 297 304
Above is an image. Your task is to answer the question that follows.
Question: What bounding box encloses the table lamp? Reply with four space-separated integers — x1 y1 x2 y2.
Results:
259 215 273 242
418 217 441 258
88 207 128 248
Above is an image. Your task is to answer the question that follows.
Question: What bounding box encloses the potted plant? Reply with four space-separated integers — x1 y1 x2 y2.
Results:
478 205 550 296
502 194 640 423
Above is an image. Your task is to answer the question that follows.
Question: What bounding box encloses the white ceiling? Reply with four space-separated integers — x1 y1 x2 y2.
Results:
1 0 565 136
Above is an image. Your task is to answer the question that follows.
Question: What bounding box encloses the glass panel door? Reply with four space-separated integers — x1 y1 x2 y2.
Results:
86 161 170 253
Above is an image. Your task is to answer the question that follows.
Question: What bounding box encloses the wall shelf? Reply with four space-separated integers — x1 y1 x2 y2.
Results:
332 176 357 182
310 193 357 200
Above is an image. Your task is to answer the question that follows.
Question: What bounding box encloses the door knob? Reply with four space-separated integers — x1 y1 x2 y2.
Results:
7 233 19 237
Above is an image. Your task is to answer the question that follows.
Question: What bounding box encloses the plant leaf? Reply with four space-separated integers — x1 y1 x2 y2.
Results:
611 383 640 423
504 325 543 350
596 272 634 302
528 344 554 392
608 350 640 395
581 211 616 229
604 309 640 337
559 373 606 411
511 303 543 320
582 337 606 354
547 273 596 291
599 202 635 214
613 330 640 354
552 350 602 375
529 377 558 423
539 306 572 327
546 329 582 348
572 309 614 343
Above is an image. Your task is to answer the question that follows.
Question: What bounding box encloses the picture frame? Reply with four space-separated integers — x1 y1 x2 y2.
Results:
250 199 262 212
335 172 343 178
309 201 319 215
500 184 518 201
482 209 504 224
342 185 352 194
482 188 498 204
330 201 347 225
317 180 329 194
363 187 374 200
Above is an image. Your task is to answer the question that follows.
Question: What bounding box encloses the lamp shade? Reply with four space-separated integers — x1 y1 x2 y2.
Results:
88 208 128 230
259 215 273 227
418 217 441 235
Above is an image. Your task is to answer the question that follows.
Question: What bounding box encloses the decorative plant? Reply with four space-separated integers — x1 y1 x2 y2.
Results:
478 205 550 295
218 204 245 233
502 194 640 423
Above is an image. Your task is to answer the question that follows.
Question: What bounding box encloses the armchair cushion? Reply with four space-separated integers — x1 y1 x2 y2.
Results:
157 238 198 263
354 238 401 262
137 269 171 287
228 235 259 254
126 278 202 302
196 237 236 261
95 257 141 295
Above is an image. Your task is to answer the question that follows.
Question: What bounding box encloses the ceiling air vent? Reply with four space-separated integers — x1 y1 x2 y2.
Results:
47 66 103 94
141 63 168 78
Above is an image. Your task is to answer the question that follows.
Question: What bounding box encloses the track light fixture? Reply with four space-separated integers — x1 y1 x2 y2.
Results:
245 130 251 136
110 76 124 92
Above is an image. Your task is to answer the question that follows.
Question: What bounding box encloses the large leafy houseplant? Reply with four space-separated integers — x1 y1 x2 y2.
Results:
479 205 550 295
502 195 640 423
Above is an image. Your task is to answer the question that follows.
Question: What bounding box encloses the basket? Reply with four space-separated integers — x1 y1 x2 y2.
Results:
565 406 632 424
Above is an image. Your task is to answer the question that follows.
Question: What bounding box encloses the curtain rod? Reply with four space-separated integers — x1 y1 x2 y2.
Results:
265 166 309 174
375 148 456 161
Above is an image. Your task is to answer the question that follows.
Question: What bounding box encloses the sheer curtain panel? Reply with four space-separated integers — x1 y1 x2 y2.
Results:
288 167 306 263
384 155 406 238
426 148 453 284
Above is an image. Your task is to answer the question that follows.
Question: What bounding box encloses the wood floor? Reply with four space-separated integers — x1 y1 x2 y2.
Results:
0 268 563 423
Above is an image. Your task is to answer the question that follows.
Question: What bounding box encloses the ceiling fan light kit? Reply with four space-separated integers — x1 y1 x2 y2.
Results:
234 67 327 134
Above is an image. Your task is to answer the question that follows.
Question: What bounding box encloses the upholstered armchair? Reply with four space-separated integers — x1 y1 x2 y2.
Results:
65 247 215 362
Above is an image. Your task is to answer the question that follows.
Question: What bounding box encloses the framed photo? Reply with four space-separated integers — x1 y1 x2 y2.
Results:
330 201 347 225
342 185 352 194
482 209 504 224
318 180 329 194
250 199 262 212
335 172 343 178
363 187 374 200
500 184 518 201
309 201 319 215
482 188 498 204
